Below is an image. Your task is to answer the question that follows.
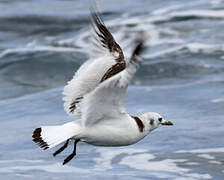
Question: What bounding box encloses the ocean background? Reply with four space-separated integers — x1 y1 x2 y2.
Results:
1 0 224 179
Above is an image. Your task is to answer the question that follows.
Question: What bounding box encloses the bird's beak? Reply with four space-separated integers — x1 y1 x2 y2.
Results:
161 120 173 126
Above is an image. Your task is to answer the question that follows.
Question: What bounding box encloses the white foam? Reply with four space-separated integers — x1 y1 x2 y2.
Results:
149 172 178 179
203 64 212 68
211 98 224 103
0 159 44 163
197 154 215 160
0 46 81 59
94 147 148 170
144 45 185 59
14 173 32 178
185 162 200 165
152 4 185 15
209 160 222 165
120 154 212 179
0 163 87 174
145 42 224 60
57 37 77 46
120 155 188 173
176 147 224 153
74 31 91 50
185 173 212 179
152 1 203 15
186 43 224 54
170 9 224 19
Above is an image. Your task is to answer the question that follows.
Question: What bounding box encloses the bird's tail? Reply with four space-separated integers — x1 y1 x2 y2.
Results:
32 121 81 150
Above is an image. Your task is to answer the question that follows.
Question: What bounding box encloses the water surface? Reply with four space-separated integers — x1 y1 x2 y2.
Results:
0 0 224 179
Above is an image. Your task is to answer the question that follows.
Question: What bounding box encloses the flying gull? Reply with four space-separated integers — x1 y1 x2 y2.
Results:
32 7 173 165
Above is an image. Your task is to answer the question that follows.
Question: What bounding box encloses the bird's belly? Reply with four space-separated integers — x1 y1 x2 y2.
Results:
81 126 141 147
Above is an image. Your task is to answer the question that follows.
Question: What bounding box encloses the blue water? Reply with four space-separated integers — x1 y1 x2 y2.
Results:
1 0 224 179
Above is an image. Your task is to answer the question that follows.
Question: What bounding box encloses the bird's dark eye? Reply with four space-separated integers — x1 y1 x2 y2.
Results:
158 118 162 122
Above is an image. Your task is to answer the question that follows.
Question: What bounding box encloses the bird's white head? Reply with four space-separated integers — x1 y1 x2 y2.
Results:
139 112 173 132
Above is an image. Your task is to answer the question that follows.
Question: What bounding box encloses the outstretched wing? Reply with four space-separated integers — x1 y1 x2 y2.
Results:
63 8 126 117
80 40 146 127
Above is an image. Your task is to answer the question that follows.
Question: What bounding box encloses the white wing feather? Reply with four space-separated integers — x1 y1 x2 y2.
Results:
63 9 126 117
80 55 142 127
63 55 116 116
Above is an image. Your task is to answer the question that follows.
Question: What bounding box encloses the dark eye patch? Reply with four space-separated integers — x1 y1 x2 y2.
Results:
158 118 162 122
150 119 154 125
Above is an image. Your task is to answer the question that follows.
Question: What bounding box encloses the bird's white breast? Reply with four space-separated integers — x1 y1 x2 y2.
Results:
80 115 147 146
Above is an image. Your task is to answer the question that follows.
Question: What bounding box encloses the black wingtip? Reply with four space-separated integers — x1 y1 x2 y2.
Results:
32 128 49 150
90 1 101 22
133 40 145 56
130 32 148 62
133 32 148 56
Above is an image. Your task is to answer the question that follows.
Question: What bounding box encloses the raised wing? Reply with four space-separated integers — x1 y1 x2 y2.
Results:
91 8 124 61
81 40 145 127
91 8 126 82
63 8 126 117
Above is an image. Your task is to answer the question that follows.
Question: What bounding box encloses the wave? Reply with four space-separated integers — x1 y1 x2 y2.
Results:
1 0 224 100
0 45 82 60
0 39 223 99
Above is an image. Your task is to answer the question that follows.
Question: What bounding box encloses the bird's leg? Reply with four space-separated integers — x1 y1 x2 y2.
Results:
63 139 80 165
53 139 70 157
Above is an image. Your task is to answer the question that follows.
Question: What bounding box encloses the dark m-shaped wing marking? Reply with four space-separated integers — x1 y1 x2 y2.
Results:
91 8 126 82
100 62 126 82
91 9 125 63
69 96 83 114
